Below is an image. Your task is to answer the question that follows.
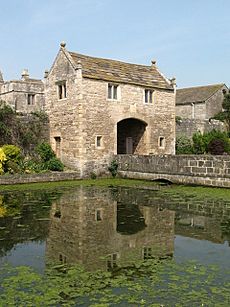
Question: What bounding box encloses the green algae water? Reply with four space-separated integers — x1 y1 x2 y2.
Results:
0 180 230 305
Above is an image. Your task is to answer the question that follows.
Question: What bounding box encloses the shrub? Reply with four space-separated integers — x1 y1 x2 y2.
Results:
2 145 21 162
207 139 226 155
1 145 22 173
176 136 193 154
35 143 55 162
0 148 6 174
108 160 118 178
192 132 206 154
44 157 64 171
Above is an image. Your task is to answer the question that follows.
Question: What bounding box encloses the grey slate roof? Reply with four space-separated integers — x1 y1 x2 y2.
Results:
176 84 225 105
69 52 173 90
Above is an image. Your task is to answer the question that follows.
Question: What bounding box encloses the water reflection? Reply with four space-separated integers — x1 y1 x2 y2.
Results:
46 187 175 271
1 185 230 271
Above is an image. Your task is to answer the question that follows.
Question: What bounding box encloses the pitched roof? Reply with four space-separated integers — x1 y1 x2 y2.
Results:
69 51 173 90
176 84 226 105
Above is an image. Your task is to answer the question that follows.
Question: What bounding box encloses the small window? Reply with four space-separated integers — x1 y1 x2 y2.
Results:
54 136 61 158
108 84 118 100
27 94 35 105
144 89 154 103
159 137 165 148
143 247 152 260
57 81 67 99
107 253 118 270
95 209 102 221
96 136 102 147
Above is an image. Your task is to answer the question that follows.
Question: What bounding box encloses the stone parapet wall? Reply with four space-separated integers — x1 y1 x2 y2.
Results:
0 171 80 185
116 154 230 188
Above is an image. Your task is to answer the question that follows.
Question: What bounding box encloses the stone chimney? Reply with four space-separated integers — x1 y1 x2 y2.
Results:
21 69 29 80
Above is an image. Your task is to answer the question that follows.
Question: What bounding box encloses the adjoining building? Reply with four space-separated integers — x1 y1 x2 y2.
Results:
176 83 228 120
45 42 176 176
175 84 228 138
0 69 45 113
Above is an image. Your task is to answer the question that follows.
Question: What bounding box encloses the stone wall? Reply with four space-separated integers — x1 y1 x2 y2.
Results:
176 118 226 139
0 171 80 185
116 154 230 188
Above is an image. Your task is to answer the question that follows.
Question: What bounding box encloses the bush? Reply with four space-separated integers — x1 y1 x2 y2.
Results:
35 143 55 162
176 136 193 154
192 132 206 154
1 145 22 173
207 139 226 155
192 130 230 155
2 145 21 162
44 157 64 171
108 160 118 178
0 148 6 174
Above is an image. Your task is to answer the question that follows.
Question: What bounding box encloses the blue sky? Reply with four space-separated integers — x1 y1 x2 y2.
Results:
0 0 230 88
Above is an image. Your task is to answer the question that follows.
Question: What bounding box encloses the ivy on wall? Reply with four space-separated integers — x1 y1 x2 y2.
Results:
0 101 49 154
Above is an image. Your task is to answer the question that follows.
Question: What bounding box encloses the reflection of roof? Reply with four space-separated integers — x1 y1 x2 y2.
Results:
176 84 225 105
69 51 173 90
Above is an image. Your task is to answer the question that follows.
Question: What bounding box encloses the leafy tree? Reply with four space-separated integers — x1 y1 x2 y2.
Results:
213 90 230 132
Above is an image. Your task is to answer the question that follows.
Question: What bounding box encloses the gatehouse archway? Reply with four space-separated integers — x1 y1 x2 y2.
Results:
117 118 147 154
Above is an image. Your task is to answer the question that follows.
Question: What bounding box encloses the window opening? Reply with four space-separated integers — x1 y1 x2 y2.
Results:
108 84 118 100
96 136 102 147
159 137 165 148
58 81 67 99
95 209 102 221
27 94 35 105
143 247 152 260
107 253 118 270
144 89 153 103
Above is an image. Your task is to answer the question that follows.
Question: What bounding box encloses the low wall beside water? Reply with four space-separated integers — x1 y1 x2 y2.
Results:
116 154 230 188
0 171 80 185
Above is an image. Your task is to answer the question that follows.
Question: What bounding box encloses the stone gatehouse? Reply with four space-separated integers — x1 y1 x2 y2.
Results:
45 42 176 176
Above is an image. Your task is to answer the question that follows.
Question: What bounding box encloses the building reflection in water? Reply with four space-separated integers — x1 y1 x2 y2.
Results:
46 187 175 271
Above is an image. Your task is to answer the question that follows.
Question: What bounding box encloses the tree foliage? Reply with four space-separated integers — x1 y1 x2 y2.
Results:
213 90 230 132
176 130 230 155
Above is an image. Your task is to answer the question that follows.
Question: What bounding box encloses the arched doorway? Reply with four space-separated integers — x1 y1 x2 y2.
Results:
117 118 147 154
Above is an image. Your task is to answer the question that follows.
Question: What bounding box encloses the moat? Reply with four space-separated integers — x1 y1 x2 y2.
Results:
0 180 230 305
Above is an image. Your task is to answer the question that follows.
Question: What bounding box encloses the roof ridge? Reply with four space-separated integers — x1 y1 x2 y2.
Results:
178 83 225 91
69 51 152 69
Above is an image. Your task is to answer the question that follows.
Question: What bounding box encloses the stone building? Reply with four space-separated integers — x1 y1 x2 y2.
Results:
176 83 228 120
0 69 45 113
175 84 228 138
46 187 174 271
45 42 176 176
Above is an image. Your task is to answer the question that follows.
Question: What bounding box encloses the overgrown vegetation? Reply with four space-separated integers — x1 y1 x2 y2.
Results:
0 101 64 174
0 142 64 175
0 101 48 154
176 130 230 155
0 259 229 306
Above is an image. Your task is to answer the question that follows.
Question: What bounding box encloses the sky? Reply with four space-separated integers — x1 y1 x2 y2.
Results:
0 0 230 88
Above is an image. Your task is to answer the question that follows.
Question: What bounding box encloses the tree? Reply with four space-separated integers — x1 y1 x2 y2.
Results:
213 90 230 132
